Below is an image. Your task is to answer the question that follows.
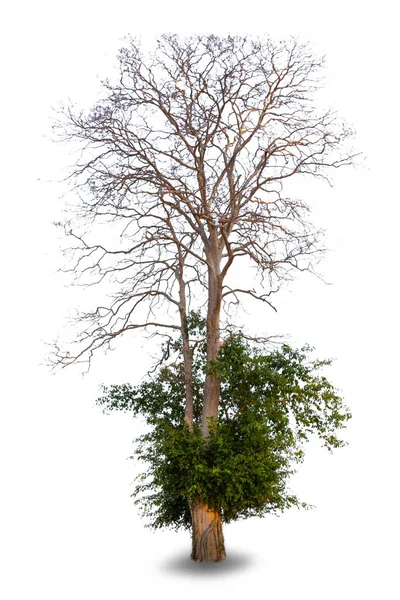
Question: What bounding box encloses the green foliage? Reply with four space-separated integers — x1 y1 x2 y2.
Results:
97 324 351 530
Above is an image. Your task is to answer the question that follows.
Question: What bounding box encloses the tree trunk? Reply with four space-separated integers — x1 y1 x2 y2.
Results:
202 251 223 437
190 497 226 562
178 280 194 429
191 229 226 561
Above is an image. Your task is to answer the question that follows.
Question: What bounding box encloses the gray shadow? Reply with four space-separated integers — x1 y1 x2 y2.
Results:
161 549 258 577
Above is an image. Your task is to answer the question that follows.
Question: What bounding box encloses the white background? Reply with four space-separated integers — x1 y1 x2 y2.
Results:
1 1 398 598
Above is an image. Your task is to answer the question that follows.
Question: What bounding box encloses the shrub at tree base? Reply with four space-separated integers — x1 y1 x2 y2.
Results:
97 329 351 532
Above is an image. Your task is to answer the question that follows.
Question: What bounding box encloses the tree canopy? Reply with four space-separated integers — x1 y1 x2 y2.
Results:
52 34 355 373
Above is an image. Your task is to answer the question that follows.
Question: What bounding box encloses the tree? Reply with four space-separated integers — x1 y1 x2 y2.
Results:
52 34 355 562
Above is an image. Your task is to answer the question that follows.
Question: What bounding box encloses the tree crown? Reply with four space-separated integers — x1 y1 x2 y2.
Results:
52 34 355 369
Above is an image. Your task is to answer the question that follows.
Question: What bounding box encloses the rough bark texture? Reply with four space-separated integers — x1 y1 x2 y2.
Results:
190 498 226 562
194 235 226 560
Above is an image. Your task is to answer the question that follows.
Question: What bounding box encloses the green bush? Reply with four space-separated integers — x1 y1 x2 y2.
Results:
97 326 351 530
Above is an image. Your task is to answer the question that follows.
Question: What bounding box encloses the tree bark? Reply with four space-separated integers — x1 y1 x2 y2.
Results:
190 230 226 561
202 233 223 438
190 497 226 562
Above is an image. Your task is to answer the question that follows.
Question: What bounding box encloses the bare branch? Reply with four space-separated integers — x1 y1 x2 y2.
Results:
51 35 356 426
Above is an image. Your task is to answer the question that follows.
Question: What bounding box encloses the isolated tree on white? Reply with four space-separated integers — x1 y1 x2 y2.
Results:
52 34 355 562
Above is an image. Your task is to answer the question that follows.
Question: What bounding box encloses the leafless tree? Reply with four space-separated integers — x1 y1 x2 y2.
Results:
52 34 355 561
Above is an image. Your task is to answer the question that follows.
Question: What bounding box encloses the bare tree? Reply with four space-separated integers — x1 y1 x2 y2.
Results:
52 34 355 562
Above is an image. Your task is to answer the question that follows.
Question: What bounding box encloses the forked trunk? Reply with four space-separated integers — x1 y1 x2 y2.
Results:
190 497 226 562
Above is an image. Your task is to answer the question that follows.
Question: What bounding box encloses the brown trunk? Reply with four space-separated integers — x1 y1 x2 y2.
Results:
190 497 226 562
180 309 194 429
190 228 226 561
202 251 223 437
176 256 194 429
